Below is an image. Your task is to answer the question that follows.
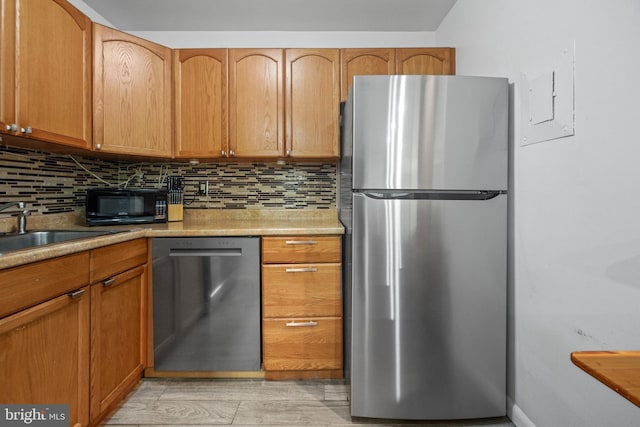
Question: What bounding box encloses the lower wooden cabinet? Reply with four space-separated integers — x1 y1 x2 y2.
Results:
0 238 148 427
0 286 90 427
90 239 147 425
262 263 341 318
263 317 342 371
262 235 343 379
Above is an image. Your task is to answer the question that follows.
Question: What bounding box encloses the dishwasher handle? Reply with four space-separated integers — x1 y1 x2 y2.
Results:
169 248 242 257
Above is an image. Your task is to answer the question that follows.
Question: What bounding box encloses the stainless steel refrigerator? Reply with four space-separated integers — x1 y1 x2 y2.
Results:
339 75 508 420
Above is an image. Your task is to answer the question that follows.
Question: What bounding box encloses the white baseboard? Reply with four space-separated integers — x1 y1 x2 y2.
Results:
508 398 536 427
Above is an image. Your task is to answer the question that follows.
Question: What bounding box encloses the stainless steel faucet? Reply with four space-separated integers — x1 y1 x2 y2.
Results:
0 201 30 234
0 201 24 212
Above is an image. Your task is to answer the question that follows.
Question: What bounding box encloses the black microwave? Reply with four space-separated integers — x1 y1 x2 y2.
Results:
86 188 168 226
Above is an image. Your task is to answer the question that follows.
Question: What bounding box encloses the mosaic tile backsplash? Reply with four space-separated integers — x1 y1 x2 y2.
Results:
0 145 337 215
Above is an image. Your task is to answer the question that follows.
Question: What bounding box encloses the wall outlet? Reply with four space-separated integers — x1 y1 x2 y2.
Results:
198 181 209 196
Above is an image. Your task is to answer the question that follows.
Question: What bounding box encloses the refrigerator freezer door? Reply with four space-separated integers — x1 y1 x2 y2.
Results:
351 192 507 420
351 75 508 191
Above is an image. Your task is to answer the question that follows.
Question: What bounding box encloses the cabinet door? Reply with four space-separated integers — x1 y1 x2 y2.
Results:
285 49 340 159
93 24 172 157
0 0 15 134
396 48 456 75
174 49 228 159
1 0 91 148
90 265 147 424
229 48 284 158
340 48 395 101
0 287 90 427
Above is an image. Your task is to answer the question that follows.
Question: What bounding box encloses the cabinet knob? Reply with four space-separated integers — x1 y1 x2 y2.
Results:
229 150 235 157
96 143 102 150
7 123 18 132
286 150 291 157
221 150 226 157
20 126 32 134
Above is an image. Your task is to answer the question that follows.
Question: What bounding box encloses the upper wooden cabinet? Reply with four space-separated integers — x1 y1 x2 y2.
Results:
285 49 340 159
93 24 172 157
340 48 455 101
340 48 396 101
174 49 227 159
0 0 92 148
229 48 284 158
396 48 456 75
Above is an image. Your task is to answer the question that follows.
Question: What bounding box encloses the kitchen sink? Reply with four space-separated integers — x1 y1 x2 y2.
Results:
0 230 129 255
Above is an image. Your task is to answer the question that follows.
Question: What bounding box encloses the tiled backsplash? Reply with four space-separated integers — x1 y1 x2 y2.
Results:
0 145 337 215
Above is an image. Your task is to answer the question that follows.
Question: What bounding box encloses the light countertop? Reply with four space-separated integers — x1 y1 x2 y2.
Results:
0 209 344 270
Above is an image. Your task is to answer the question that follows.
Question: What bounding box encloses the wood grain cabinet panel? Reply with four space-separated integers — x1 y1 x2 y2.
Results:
340 48 455 101
285 49 340 159
262 235 342 379
0 0 14 135
90 264 147 425
0 239 149 427
263 317 342 371
90 238 147 283
262 236 341 264
396 47 456 75
229 48 284 158
0 251 90 318
174 49 228 159
89 239 148 425
93 24 172 157
340 48 395 101
262 263 341 318
0 0 91 148
0 286 90 427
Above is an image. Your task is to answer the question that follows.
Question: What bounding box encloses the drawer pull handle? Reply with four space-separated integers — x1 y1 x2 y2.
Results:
285 267 318 273
285 240 317 245
68 289 85 299
286 321 318 327
103 278 115 287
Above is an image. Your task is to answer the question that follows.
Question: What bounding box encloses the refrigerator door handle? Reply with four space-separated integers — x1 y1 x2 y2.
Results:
363 190 505 201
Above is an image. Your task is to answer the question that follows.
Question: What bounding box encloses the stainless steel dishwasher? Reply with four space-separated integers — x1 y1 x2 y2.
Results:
151 237 260 372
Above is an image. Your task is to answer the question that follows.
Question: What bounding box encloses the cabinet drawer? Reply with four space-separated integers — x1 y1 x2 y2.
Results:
263 317 342 371
0 252 90 318
90 238 147 283
262 236 341 263
262 264 341 317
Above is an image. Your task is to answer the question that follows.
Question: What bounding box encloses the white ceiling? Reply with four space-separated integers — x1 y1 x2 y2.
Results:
83 0 457 32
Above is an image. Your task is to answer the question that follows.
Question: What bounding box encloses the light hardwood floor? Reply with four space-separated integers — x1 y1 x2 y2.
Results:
100 379 514 426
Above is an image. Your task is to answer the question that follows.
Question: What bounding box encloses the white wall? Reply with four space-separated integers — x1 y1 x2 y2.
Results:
127 31 435 48
68 0 436 48
66 0 113 26
437 1 640 426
